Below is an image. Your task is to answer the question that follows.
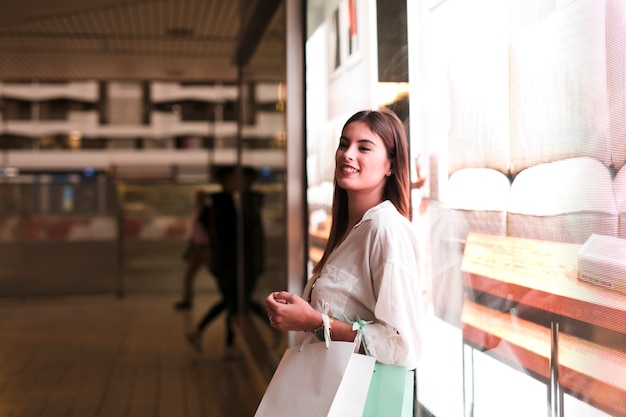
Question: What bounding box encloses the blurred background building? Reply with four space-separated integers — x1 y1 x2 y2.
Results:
0 0 291 298
0 2 294 415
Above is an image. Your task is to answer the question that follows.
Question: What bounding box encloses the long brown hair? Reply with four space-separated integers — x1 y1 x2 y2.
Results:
313 107 411 275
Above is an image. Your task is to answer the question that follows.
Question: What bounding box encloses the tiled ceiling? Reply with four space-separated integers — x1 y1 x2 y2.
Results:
0 0 285 82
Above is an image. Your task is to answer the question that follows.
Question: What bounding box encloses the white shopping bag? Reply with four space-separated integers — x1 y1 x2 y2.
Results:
254 334 376 417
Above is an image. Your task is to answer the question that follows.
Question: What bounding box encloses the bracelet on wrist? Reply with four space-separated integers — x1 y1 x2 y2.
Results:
314 316 334 341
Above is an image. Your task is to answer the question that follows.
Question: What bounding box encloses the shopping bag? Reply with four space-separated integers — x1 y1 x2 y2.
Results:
362 362 415 417
254 334 376 417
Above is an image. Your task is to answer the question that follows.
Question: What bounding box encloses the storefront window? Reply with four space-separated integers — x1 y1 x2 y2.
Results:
305 1 626 416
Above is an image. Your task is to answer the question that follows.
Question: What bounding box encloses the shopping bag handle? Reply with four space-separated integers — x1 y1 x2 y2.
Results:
298 313 331 351
298 332 316 352
332 313 372 356
298 313 364 353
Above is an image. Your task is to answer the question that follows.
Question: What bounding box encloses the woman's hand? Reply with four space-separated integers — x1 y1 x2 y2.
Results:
265 291 321 332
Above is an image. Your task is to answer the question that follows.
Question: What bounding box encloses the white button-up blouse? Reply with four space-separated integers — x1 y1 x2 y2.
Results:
304 200 423 369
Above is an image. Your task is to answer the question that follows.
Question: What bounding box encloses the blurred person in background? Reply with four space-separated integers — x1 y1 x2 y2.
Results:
173 189 211 311
186 166 267 357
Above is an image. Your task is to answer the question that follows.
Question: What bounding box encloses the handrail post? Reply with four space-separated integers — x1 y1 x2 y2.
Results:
548 321 563 417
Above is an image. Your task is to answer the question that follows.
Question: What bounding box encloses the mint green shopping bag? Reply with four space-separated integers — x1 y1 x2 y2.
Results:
362 362 414 417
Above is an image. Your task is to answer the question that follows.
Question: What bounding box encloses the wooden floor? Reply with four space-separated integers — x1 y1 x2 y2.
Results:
0 293 266 417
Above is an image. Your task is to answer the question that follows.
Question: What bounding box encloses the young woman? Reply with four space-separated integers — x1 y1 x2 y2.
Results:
265 108 423 369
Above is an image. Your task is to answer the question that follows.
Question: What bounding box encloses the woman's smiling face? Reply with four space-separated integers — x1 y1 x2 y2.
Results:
335 121 392 196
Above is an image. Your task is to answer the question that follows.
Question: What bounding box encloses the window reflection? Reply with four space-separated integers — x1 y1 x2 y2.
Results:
306 1 626 416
